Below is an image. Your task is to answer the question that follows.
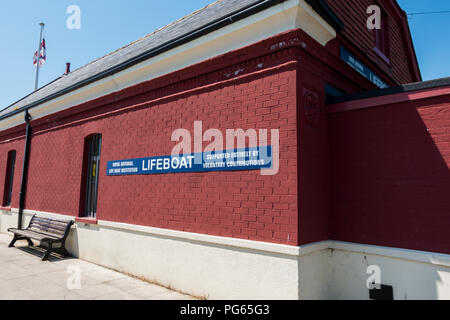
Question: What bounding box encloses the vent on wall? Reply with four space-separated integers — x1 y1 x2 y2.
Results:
369 284 394 300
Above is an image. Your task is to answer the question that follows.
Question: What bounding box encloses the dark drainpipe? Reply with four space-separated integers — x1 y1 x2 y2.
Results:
18 110 32 229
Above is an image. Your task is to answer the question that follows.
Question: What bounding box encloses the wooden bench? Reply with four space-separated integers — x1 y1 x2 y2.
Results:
8 215 74 261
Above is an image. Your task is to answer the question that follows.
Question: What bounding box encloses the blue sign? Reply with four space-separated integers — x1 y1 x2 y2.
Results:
107 146 273 176
340 47 389 89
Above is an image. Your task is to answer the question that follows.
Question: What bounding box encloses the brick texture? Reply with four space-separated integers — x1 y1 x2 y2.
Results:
0 3 426 250
0 138 24 209
0 31 302 246
327 0 417 85
330 96 450 254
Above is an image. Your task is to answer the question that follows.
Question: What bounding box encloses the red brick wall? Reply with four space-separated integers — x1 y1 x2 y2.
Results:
0 138 24 209
0 27 377 246
0 15 427 250
297 70 331 245
0 31 302 246
96 67 298 244
329 95 450 254
26 125 89 215
327 0 416 85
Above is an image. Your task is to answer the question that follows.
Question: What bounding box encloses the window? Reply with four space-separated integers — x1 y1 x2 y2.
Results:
3 150 16 207
82 134 102 218
374 8 390 61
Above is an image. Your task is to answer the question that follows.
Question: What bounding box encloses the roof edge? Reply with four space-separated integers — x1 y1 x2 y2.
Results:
327 77 450 105
305 0 344 32
388 0 422 82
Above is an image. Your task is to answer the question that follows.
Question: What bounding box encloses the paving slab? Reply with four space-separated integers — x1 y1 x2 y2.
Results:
0 233 195 300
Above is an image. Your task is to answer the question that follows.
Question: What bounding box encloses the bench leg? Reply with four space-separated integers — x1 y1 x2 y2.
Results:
42 244 52 261
8 235 18 248
52 243 70 258
60 241 71 258
62 247 71 258
26 238 34 247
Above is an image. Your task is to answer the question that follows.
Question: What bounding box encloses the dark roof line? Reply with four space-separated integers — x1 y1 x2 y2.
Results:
305 0 344 32
0 76 62 114
327 77 450 104
402 11 422 81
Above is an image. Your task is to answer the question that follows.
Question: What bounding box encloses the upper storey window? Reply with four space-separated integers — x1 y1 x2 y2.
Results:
374 8 390 61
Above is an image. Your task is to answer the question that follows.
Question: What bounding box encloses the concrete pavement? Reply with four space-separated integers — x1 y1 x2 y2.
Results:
0 233 195 300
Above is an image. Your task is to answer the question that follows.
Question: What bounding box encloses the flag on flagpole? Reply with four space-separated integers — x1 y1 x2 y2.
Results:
33 38 46 67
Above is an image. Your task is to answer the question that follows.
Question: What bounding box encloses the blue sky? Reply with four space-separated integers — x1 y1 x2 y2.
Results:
398 0 450 81
1 0 449 108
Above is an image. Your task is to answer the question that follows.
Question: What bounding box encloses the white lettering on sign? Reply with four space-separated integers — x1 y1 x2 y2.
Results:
171 121 279 176
141 156 195 172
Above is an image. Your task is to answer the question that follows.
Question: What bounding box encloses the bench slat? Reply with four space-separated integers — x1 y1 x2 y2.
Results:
31 218 68 224
31 219 70 229
32 216 71 224
29 217 71 237
29 222 66 234
29 228 65 238
30 221 67 230
12 215 73 240
10 229 59 241
19 215 72 241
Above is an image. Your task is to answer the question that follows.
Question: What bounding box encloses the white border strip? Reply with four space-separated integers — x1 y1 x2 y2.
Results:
98 219 301 257
16 208 299 256
330 240 450 267
7 208 450 267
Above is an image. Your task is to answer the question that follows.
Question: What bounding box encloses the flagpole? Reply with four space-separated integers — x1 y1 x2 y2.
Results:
34 22 45 91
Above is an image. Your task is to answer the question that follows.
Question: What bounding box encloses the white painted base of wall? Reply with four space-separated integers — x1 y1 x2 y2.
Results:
1 209 449 300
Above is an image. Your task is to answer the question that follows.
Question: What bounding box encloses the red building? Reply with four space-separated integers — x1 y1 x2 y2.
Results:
0 0 448 299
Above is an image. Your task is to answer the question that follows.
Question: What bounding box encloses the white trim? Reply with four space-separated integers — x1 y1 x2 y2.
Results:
98 219 301 257
329 240 450 268
18 208 300 256
0 0 336 132
10 208 450 267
